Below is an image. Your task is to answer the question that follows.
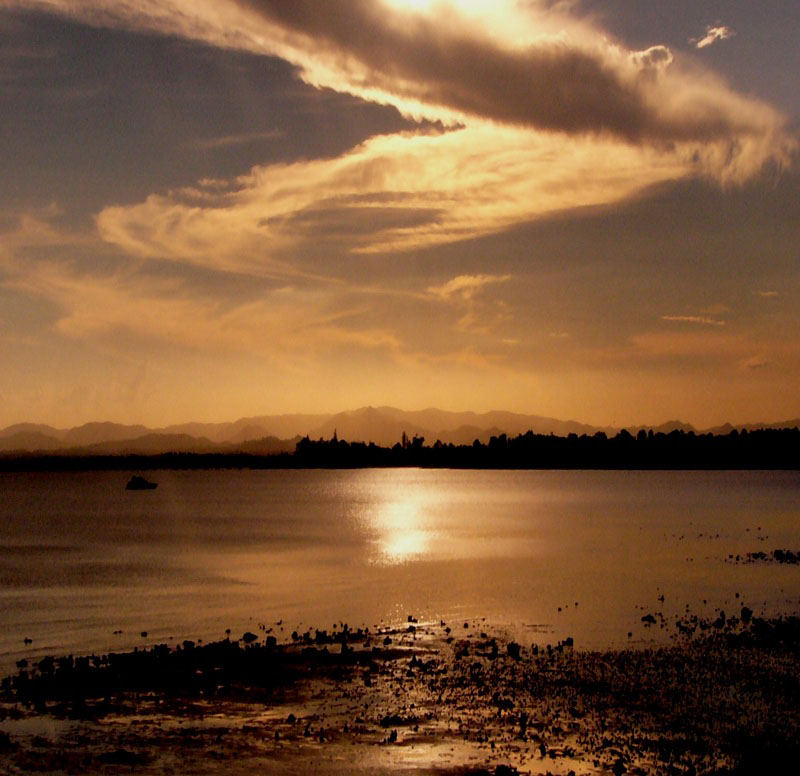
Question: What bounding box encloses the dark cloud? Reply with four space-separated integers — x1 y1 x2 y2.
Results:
235 0 786 144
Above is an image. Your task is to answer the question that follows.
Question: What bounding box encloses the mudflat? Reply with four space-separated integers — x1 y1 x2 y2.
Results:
2 612 800 775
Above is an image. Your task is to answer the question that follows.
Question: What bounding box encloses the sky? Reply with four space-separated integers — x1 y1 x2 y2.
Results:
1 0 798 429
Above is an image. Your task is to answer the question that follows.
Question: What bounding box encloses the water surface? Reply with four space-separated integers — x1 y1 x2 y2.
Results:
2 468 798 672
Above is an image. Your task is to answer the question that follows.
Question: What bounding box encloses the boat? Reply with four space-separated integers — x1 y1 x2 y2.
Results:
125 475 158 490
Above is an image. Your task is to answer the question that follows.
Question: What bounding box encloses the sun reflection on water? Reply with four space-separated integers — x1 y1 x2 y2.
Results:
372 498 432 565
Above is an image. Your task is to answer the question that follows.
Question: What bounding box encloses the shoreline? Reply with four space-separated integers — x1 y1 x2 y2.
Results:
3 457 800 472
2 613 800 775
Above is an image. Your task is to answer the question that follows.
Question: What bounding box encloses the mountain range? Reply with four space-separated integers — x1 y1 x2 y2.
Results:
1 406 798 455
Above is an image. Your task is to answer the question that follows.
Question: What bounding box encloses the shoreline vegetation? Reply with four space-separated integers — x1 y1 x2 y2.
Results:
1 427 799 472
2 611 800 774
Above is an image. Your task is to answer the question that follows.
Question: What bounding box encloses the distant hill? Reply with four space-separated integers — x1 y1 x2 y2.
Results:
62 422 151 448
0 431 64 452
308 407 430 447
436 424 506 446
624 420 698 436
159 414 328 443
306 406 612 446
705 419 800 435
1 407 798 456
79 433 219 455
0 423 64 440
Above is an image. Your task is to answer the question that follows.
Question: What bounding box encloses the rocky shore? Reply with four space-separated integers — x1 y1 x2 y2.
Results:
2 613 800 775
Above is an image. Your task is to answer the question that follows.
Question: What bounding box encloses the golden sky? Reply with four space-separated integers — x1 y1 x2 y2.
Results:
1 1 799 428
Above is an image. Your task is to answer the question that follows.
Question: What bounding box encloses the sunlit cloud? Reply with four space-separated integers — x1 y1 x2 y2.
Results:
428 273 511 302
0 207 520 380
8 0 795 290
0 208 403 363
425 273 514 338
37 270 402 362
661 315 726 327
740 355 768 370
96 126 690 273
0 206 98 295
9 0 794 179
693 25 735 50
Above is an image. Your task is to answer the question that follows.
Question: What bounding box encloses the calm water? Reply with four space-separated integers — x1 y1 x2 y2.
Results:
1 468 799 672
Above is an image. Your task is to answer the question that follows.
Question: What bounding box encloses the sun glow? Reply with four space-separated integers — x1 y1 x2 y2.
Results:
382 0 542 47
384 0 499 11
385 0 434 10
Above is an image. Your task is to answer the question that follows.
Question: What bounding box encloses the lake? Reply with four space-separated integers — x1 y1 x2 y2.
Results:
1 468 799 674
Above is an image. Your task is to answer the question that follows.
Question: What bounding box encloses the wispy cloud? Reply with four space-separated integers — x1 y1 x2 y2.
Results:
7 254 402 363
699 303 729 315
428 274 511 302
661 315 726 327
96 126 689 272
741 355 769 370
625 330 734 360
0 208 530 405
191 129 283 151
693 25 735 50
426 273 513 338
0 207 405 364
0 204 92 271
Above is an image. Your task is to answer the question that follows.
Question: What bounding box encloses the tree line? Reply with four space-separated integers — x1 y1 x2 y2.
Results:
292 427 800 469
1 427 798 471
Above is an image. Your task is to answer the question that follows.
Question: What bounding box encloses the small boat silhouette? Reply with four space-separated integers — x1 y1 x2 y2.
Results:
126 475 158 490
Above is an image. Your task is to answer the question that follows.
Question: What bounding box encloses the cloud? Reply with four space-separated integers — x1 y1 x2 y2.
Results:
95 126 689 272
757 290 779 298
8 253 403 363
740 355 769 370
661 315 726 327
629 45 673 72
426 273 514 337
8 0 794 177
0 207 518 375
0 204 92 272
427 274 511 302
693 26 735 50
621 328 800 376
0 206 408 365
1 220 532 401
628 330 737 361
699 303 729 315
8 1 798 307
191 129 283 151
